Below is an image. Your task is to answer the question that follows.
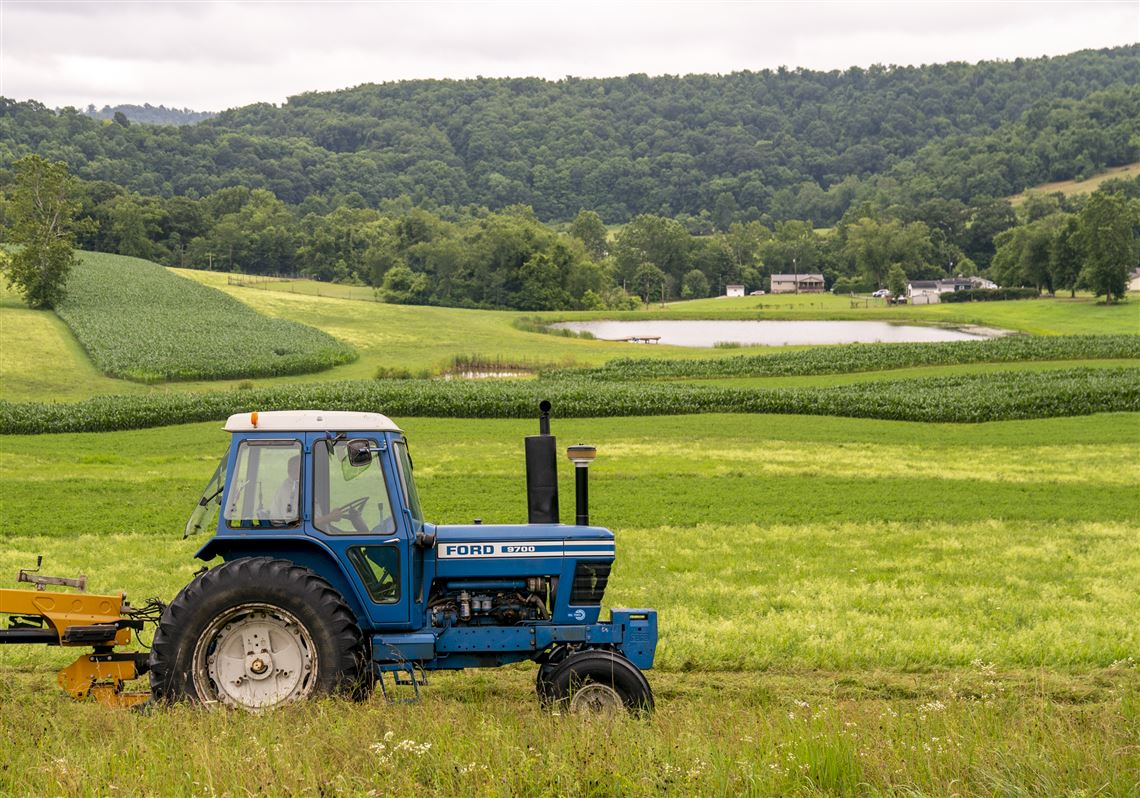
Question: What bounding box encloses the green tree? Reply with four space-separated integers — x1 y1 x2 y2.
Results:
518 252 573 310
632 262 667 303
843 217 933 288
885 263 908 297
990 226 1029 288
720 221 770 281
680 268 710 299
964 200 1017 271
1021 215 1066 295
1048 215 1082 297
377 263 429 304
760 220 822 281
1 155 84 309
613 215 690 287
1074 191 1136 304
108 195 157 259
711 192 739 232
568 210 608 260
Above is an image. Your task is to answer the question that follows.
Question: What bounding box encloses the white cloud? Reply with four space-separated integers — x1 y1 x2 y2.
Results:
1 0 1136 110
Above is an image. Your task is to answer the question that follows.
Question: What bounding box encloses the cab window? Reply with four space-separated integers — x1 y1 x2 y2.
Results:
224 440 302 528
347 546 400 603
393 440 424 531
313 439 396 535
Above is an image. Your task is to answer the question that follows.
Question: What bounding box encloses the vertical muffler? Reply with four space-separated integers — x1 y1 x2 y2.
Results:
567 445 597 526
525 400 559 524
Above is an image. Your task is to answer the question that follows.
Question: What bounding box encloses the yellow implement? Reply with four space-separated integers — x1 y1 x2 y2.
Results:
0 559 152 708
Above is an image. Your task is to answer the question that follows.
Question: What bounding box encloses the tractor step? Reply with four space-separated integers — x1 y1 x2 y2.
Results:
375 663 428 704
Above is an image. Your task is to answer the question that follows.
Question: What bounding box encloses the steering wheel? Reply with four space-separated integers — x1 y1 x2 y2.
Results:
326 496 370 533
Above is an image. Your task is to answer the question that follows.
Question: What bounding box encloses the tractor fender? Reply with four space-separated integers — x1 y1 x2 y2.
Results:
194 537 370 625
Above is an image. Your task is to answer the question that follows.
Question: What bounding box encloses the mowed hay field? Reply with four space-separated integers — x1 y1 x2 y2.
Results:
1 414 1138 796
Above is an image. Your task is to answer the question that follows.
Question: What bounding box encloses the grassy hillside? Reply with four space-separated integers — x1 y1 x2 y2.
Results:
1009 160 1140 205
0 280 132 401
1 413 1136 795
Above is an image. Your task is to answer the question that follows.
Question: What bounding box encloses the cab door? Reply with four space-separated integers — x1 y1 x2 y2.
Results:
304 432 411 629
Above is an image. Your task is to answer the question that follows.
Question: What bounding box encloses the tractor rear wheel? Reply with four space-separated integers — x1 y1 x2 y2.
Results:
546 650 654 714
149 557 367 710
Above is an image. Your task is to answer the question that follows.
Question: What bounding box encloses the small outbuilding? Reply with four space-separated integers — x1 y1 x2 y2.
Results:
726 284 745 297
908 276 994 304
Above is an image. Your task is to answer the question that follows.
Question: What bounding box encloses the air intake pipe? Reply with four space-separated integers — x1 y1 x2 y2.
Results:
524 401 559 524
566 445 597 526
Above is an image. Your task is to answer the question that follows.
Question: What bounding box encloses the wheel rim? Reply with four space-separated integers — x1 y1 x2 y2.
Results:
568 682 624 714
192 603 317 710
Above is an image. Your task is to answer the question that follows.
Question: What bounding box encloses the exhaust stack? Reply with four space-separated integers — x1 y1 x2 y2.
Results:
524 401 559 524
567 445 597 526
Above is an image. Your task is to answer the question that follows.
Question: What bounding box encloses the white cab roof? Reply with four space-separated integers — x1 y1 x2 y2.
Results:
224 410 401 433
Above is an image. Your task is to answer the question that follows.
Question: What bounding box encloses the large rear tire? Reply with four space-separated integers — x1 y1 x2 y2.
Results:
149 557 367 710
546 650 654 714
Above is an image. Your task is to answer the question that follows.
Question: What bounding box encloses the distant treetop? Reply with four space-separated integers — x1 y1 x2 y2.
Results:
82 103 216 126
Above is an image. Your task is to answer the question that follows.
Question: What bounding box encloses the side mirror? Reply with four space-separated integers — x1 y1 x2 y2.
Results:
346 439 373 467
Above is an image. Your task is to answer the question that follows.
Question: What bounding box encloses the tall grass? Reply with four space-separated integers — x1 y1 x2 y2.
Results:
0 664 1134 796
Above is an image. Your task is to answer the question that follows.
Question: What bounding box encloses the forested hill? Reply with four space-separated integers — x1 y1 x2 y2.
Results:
1 45 1137 224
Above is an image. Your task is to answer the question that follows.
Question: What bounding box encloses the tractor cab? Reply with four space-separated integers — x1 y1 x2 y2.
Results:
187 411 428 630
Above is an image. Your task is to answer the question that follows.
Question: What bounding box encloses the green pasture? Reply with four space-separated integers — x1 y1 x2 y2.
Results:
0 412 1137 796
653 292 1140 335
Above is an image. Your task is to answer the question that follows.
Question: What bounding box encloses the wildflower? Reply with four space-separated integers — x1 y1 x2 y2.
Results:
917 700 946 714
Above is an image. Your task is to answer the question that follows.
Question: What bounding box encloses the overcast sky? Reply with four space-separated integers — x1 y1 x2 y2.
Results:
1 1 1137 111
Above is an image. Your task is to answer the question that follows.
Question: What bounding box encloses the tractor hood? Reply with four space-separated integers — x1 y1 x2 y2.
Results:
430 523 616 626
433 523 615 560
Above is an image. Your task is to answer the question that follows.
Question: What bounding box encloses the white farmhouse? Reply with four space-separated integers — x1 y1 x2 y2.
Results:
770 274 825 294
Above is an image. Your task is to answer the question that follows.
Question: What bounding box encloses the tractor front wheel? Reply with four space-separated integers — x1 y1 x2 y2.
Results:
545 650 654 714
149 557 366 710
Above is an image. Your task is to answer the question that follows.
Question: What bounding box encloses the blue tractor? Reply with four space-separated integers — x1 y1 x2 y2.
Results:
150 403 658 712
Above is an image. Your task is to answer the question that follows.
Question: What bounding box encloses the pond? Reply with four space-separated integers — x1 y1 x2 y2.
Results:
549 320 1006 347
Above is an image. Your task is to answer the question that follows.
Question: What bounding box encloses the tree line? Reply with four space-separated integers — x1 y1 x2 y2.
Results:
0 46 1136 225
2 155 1136 311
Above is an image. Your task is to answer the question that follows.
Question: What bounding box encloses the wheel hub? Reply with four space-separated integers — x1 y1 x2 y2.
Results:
194 604 316 710
569 682 623 714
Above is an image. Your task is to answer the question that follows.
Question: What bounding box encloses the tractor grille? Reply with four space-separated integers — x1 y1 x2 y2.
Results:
569 561 611 606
